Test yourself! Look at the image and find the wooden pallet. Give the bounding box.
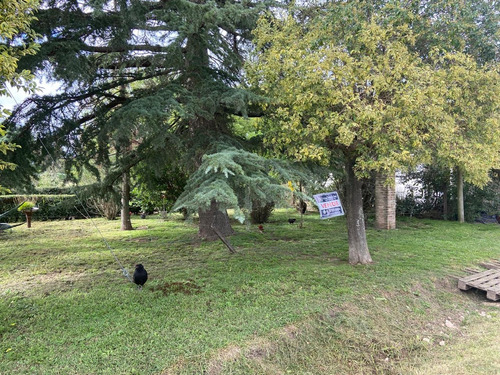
[458,269,500,301]
[479,260,500,270]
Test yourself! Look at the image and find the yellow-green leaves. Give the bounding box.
[0,0,39,192]
[247,4,500,187]
[247,10,432,175]
[429,52,500,187]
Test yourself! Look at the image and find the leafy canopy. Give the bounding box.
[248,1,500,186]
[429,51,500,187]
[247,5,436,176]
[4,0,266,191]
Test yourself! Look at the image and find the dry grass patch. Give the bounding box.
[199,280,495,375]
[403,313,500,375]
[1,270,91,296]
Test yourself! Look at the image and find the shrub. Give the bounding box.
[88,197,120,220]
[0,195,89,221]
[396,168,500,222]
[250,201,275,224]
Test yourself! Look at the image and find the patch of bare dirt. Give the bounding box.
[434,276,461,293]
[152,280,203,296]
[282,324,299,339]
[206,345,241,375]
[159,357,187,375]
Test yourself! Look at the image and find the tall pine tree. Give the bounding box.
[5,0,266,235]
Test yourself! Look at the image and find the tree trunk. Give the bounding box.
[442,169,450,220]
[375,172,396,230]
[121,170,133,231]
[198,200,234,240]
[345,158,373,264]
[443,186,448,220]
[457,167,465,223]
[183,32,235,238]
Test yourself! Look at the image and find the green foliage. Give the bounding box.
[0,126,38,192]
[250,201,275,224]
[16,201,35,212]
[231,116,262,143]
[131,162,188,214]
[0,212,499,373]
[248,0,500,232]
[1,194,87,221]
[129,192,157,215]
[4,0,266,194]
[0,0,39,192]
[0,124,19,193]
[0,0,39,95]
[173,145,312,223]
[397,168,500,221]
[247,3,435,176]
[410,0,500,65]
[427,51,500,187]
[461,179,500,222]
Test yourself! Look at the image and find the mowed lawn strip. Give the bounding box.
[0,210,499,374]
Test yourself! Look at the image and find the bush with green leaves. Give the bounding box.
[396,167,500,221]
[461,175,500,222]
[250,201,275,224]
[131,162,188,215]
[0,195,88,221]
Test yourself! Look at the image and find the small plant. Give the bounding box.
[17,201,36,212]
[88,197,120,220]
[250,201,275,224]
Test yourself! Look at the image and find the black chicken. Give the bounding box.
[288,218,296,224]
[133,264,148,290]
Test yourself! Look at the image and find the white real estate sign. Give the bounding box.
[313,191,345,219]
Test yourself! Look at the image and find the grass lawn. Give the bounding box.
[0,209,499,374]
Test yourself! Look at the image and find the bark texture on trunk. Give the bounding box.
[457,167,465,223]
[183,31,236,238]
[198,200,234,240]
[443,185,449,219]
[375,172,396,230]
[345,158,373,265]
[121,170,133,231]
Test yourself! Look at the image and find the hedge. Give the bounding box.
[0,195,92,222]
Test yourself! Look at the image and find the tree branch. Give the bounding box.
[83,44,168,53]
